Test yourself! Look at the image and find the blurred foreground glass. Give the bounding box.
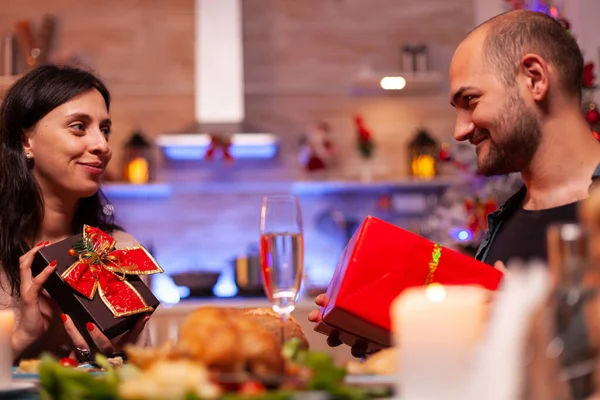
[0,309,14,388]
[525,223,600,399]
[259,195,304,346]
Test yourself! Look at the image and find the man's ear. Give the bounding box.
[519,53,549,102]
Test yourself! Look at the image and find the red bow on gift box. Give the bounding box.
[205,133,233,162]
[61,226,163,318]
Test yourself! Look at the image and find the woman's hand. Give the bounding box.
[61,313,150,358]
[12,241,56,359]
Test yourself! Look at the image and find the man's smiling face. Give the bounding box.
[449,29,541,176]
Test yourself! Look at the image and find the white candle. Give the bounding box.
[0,310,14,388]
[392,284,487,399]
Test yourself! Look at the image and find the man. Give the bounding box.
[452,10,600,266]
[309,9,600,355]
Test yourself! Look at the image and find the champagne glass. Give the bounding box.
[260,194,304,348]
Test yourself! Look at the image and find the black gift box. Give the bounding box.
[32,233,160,347]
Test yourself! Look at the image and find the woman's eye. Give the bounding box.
[101,128,111,137]
[70,123,85,131]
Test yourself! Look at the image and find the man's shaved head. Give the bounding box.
[471,10,583,100]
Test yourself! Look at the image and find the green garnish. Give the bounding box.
[38,354,119,400]
[37,340,389,400]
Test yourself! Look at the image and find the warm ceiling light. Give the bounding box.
[380,76,406,90]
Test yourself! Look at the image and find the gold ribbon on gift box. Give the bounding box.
[425,243,442,285]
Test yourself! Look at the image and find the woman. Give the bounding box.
[0,64,149,363]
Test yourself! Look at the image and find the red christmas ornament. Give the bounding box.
[438,143,452,161]
[558,17,571,30]
[583,63,596,89]
[68,248,76,257]
[593,131,600,141]
[586,107,600,126]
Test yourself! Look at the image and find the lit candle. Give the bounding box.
[392,284,487,399]
[0,310,14,388]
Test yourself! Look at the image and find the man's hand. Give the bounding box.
[494,260,508,275]
[307,293,327,323]
[308,293,369,358]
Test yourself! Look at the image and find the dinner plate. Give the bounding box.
[0,380,36,395]
[344,374,396,387]
[12,365,104,381]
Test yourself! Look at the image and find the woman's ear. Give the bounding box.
[519,53,549,102]
[22,128,34,158]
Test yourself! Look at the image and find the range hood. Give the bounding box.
[156,0,277,160]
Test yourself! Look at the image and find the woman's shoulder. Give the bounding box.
[109,230,140,249]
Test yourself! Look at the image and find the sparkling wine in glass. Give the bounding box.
[260,195,304,347]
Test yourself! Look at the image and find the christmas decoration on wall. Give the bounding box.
[353,115,377,182]
[464,197,498,238]
[354,115,375,159]
[204,133,233,163]
[438,142,471,173]
[298,121,335,172]
[503,0,564,17]
[122,130,155,184]
[407,128,439,180]
[582,62,600,141]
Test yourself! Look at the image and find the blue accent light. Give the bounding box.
[457,230,470,241]
[162,143,278,160]
[213,272,239,298]
[450,228,473,242]
[152,274,181,305]
[102,183,172,199]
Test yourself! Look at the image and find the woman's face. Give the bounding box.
[24,89,112,199]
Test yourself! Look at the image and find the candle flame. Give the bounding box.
[425,282,446,302]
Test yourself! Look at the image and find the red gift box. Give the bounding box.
[32,225,163,347]
[314,216,503,353]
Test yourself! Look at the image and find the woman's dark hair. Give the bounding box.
[0,64,122,296]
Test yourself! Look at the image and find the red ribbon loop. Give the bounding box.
[61,225,163,318]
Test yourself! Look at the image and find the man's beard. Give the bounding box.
[476,92,541,176]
